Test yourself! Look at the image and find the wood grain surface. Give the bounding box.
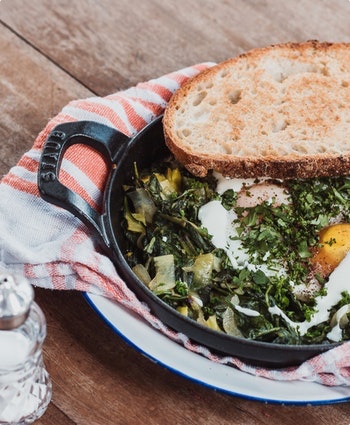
[1,1,350,423]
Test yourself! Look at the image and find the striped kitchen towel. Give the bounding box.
[0,63,350,387]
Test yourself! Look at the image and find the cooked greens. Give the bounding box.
[122,158,350,345]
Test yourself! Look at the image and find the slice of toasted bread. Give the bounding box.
[163,41,350,179]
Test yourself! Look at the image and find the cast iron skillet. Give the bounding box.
[37,116,339,368]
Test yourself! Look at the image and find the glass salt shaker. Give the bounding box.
[0,274,52,424]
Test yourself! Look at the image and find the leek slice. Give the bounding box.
[149,254,176,294]
[183,253,220,289]
[127,188,157,224]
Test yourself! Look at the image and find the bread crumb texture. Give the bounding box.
[164,41,350,178]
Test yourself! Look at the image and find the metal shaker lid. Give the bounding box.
[0,274,34,330]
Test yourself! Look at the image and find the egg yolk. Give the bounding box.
[311,223,350,278]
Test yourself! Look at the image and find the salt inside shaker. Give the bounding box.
[0,274,52,424]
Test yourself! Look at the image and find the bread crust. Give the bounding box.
[164,41,350,178]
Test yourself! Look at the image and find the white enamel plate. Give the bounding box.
[85,293,350,405]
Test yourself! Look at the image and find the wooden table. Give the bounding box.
[1,1,350,423]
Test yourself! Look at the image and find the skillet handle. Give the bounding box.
[38,121,130,246]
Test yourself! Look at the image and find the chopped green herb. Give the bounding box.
[122,158,350,345]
